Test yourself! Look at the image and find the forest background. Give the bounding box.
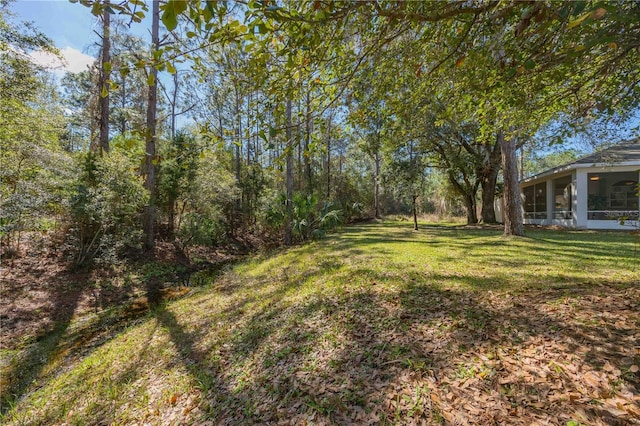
[2,0,639,263]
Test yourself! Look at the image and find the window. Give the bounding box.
[588,172,639,220]
[522,183,547,219]
[553,176,572,219]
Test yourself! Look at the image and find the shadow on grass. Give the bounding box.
[140,259,638,424]
[1,261,211,415]
[0,274,85,415]
[3,223,638,423]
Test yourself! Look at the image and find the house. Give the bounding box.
[519,139,640,230]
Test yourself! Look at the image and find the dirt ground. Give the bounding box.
[0,236,237,352]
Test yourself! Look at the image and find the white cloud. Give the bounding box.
[29,46,95,74]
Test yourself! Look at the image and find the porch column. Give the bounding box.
[575,169,588,228]
[546,179,553,224]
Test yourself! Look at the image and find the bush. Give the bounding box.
[68,150,148,266]
[174,149,239,248]
[264,192,343,242]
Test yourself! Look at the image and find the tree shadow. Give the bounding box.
[0,272,85,414]
[1,263,201,415]
[3,223,638,423]
[168,259,639,424]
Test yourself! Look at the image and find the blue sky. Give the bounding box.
[9,0,151,74]
[11,1,97,50]
[8,0,197,128]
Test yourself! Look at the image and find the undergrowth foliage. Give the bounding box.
[173,149,239,247]
[265,192,343,242]
[68,150,148,266]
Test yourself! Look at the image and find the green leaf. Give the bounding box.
[269,126,277,137]
[172,0,188,15]
[567,12,590,29]
[103,61,112,74]
[101,85,108,98]
[524,59,535,70]
[91,1,102,16]
[147,73,155,87]
[204,1,215,22]
[162,1,178,31]
[166,62,176,74]
[186,31,197,38]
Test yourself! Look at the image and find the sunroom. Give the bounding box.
[519,140,640,230]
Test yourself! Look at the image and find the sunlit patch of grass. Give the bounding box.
[2,221,638,424]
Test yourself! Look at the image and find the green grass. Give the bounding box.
[2,221,639,425]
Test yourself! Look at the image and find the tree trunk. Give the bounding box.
[305,87,312,193]
[120,73,126,135]
[233,85,242,233]
[284,98,293,246]
[326,133,331,199]
[143,0,159,251]
[412,195,418,230]
[168,202,175,238]
[170,71,178,139]
[464,193,478,224]
[235,85,241,183]
[519,146,525,181]
[98,0,110,153]
[374,150,381,219]
[499,130,525,236]
[448,172,478,225]
[479,139,502,223]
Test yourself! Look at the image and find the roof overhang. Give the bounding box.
[520,161,640,185]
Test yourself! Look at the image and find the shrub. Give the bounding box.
[174,149,239,248]
[264,192,343,242]
[68,149,148,266]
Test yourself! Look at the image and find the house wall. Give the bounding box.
[576,169,588,228]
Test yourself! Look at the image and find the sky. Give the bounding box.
[9,0,150,75]
[8,0,196,128]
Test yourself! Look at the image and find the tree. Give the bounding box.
[61,70,99,151]
[70,0,640,243]
[97,0,111,153]
[0,4,69,254]
[384,140,427,230]
[143,0,159,251]
[110,24,148,136]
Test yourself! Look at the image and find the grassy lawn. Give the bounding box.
[2,221,639,425]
